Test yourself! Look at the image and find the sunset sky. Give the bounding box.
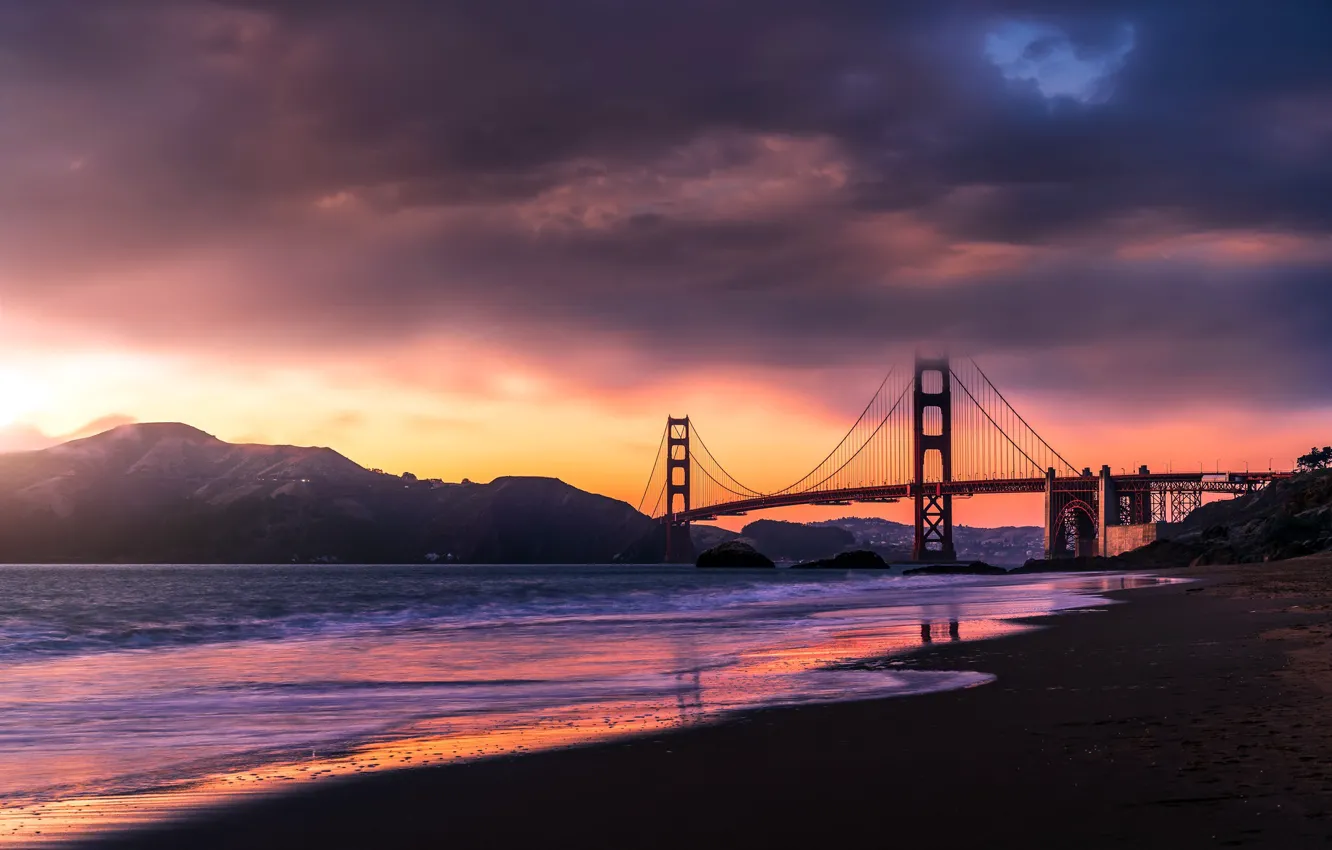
[2,1,1329,528]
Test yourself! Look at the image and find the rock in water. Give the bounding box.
[1008,556,1124,574]
[738,519,855,561]
[696,541,775,569]
[904,561,1007,576]
[790,550,888,569]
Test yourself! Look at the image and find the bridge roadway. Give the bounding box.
[670,471,1291,524]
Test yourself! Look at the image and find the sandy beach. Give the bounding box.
[77,556,1332,849]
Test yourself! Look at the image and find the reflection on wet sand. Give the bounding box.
[0,621,1003,845]
[0,572,1180,846]
[918,619,963,643]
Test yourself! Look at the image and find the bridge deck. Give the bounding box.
[670,472,1291,523]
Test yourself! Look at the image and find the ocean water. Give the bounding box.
[0,564,1169,844]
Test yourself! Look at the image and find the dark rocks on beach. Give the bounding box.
[1159,469,1332,566]
[695,541,775,569]
[1009,556,1125,574]
[1188,546,1243,568]
[790,550,889,570]
[903,561,1007,576]
[1117,539,1205,569]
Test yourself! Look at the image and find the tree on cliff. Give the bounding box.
[1297,446,1332,472]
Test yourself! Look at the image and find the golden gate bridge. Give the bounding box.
[638,353,1290,562]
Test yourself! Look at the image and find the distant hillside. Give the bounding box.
[810,517,1044,565]
[0,422,1066,565]
[690,524,740,552]
[739,519,855,562]
[0,423,658,564]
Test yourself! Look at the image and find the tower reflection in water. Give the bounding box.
[670,635,705,722]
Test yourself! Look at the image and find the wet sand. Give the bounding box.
[89,558,1332,849]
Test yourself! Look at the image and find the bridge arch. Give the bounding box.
[1054,499,1097,558]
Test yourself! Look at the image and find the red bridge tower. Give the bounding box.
[912,353,956,561]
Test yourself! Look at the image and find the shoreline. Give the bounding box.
[83,557,1332,848]
[0,569,1136,845]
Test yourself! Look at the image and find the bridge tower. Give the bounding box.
[912,353,956,561]
[664,417,693,562]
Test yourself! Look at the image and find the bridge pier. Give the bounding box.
[664,520,695,564]
[1043,468,1058,558]
[1044,467,1098,559]
[1097,465,1116,558]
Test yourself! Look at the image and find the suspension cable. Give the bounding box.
[967,357,1079,475]
[692,455,762,500]
[796,382,913,493]
[688,422,765,497]
[772,366,897,495]
[950,368,1046,476]
[636,424,669,513]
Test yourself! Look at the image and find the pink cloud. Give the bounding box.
[1116,230,1330,264]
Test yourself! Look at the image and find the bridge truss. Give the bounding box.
[638,354,1289,562]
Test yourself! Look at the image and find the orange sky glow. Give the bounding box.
[0,323,1321,529]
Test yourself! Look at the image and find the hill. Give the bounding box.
[1136,470,1332,566]
[0,423,658,564]
[809,517,1044,565]
[739,519,855,562]
[0,422,1065,566]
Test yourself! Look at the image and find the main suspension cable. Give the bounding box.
[636,424,669,513]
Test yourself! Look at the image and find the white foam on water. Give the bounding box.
[0,565,1174,845]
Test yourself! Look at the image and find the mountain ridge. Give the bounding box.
[0,422,658,564]
[0,422,375,518]
[0,422,1054,565]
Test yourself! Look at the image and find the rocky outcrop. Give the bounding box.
[904,561,1007,576]
[696,541,776,569]
[811,517,1044,566]
[790,550,889,569]
[1119,470,1332,567]
[691,524,740,552]
[738,519,855,561]
[1009,556,1126,574]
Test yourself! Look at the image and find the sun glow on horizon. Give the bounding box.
[0,370,49,429]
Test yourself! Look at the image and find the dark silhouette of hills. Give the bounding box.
[0,423,658,564]
[808,517,1044,565]
[0,422,1069,566]
[1126,469,1332,567]
[690,524,740,552]
[738,519,855,562]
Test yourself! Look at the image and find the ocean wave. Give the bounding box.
[0,566,1164,817]
[0,566,981,661]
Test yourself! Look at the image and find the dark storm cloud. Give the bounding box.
[2,0,1331,408]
